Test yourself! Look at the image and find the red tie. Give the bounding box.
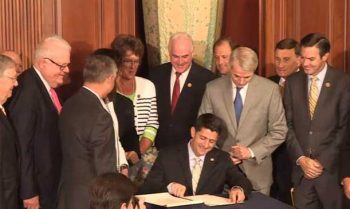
[171,72,181,114]
[50,88,62,113]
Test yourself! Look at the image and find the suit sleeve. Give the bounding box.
[319,82,350,169]
[198,84,214,116]
[7,87,39,199]
[138,150,168,194]
[225,154,253,197]
[283,80,305,163]
[90,112,116,175]
[249,85,287,164]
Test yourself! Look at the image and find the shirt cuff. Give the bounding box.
[248,148,255,158]
[142,127,157,142]
[167,183,173,193]
[296,156,305,165]
[231,186,244,193]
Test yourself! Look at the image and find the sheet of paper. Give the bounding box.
[186,194,240,206]
[137,192,203,207]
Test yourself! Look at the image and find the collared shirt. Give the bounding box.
[167,142,206,193]
[0,105,6,115]
[307,64,327,95]
[34,66,51,95]
[188,141,205,172]
[83,86,128,170]
[231,81,255,158]
[231,81,249,105]
[170,65,191,102]
[83,86,108,111]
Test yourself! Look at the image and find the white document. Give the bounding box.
[137,192,203,207]
[186,194,238,206]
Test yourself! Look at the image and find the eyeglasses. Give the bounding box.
[122,59,140,66]
[44,58,70,71]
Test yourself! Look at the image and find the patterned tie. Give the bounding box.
[308,76,318,120]
[171,72,181,114]
[279,80,285,97]
[192,158,202,195]
[50,88,62,113]
[234,87,243,124]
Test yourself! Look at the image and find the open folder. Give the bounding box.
[137,192,240,208]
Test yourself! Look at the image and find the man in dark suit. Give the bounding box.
[269,38,300,204]
[341,135,350,208]
[57,55,117,209]
[140,113,252,203]
[149,32,216,150]
[284,33,350,209]
[0,55,19,209]
[7,35,71,209]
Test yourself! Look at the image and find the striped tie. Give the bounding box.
[308,76,318,120]
[192,158,202,195]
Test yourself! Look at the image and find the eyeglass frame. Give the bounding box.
[122,58,140,66]
[44,57,70,71]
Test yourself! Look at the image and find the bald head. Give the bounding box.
[1,50,23,75]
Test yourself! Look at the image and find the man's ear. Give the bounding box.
[321,52,330,62]
[190,127,196,138]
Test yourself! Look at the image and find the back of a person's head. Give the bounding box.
[90,173,137,209]
[83,54,117,84]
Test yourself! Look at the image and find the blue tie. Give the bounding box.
[234,87,243,123]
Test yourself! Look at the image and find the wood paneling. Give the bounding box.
[263,0,349,76]
[0,0,57,69]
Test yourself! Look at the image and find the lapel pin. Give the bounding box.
[325,82,331,88]
[210,158,214,162]
[187,83,192,88]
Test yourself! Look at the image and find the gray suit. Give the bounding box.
[199,75,287,192]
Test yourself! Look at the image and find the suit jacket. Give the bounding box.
[0,111,19,209]
[139,143,252,196]
[7,68,61,209]
[199,75,287,190]
[149,62,216,149]
[284,66,350,185]
[57,87,116,209]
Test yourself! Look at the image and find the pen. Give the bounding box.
[170,193,193,201]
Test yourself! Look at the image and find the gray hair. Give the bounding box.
[83,55,117,83]
[0,55,16,76]
[230,47,258,72]
[168,32,194,52]
[34,35,71,63]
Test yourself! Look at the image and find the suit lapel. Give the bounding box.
[238,75,257,126]
[178,145,193,191]
[30,69,59,114]
[196,150,218,193]
[222,77,238,130]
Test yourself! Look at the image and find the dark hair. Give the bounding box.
[300,33,330,57]
[194,113,227,137]
[92,48,118,64]
[83,55,117,83]
[213,36,239,52]
[275,38,300,56]
[110,34,144,67]
[90,173,137,209]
